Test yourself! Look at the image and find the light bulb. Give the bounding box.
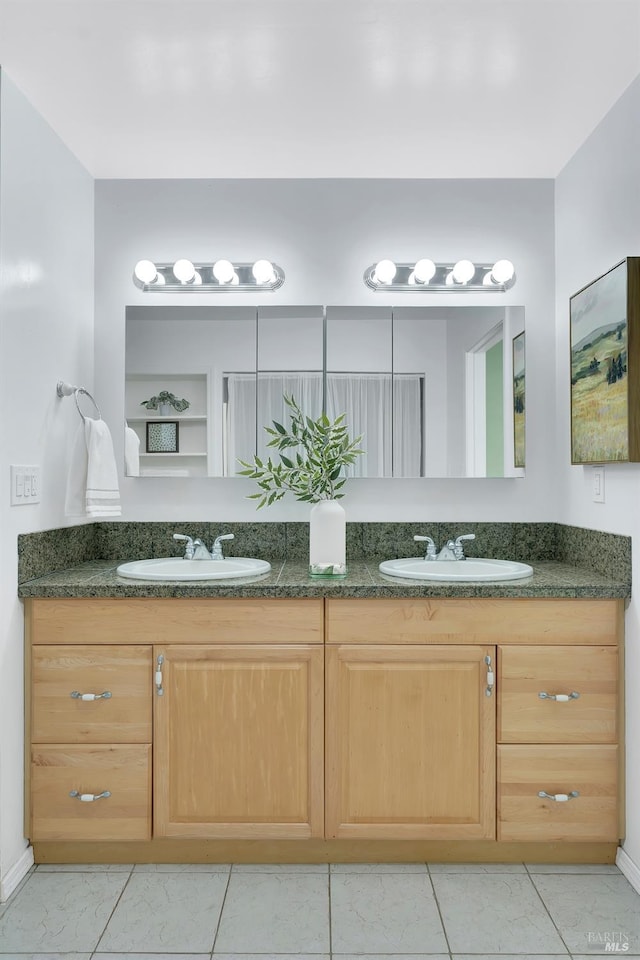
[373,259,397,284]
[491,259,515,284]
[483,270,496,286]
[252,259,275,284]
[445,271,455,286]
[413,258,436,284]
[192,272,202,285]
[213,259,235,283]
[134,259,159,284]
[452,259,476,284]
[407,271,417,284]
[173,259,196,283]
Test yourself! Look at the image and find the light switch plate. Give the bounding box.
[10,465,41,505]
[592,465,605,503]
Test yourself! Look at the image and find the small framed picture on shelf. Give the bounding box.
[146,420,179,454]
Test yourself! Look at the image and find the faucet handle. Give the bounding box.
[453,533,475,559]
[414,535,437,561]
[173,533,194,559]
[211,533,234,559]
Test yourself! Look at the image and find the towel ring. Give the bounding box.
[56,381,102,421]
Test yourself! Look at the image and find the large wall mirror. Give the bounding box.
[125,304,524,479]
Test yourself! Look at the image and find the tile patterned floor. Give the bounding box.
[0,862,638,958]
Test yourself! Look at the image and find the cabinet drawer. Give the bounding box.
[30,744,151,841]
[326,598,622,645]
[29,598,324,645]
[498,744,618,842]
[498,646,617,743]
[32,646,152,743]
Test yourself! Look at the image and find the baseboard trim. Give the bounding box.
[616,847,640,894]
[32,838,618,865]
[0,845,34,903]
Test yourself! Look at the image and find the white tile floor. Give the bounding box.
[0,862,638,958]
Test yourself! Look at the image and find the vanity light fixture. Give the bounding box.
[364,259,516,292]
[132,259,285,292]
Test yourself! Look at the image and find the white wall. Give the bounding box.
[95,177,556,521]
[555,73,640,868]
[0,70,94,895]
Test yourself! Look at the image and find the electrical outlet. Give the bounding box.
[592,466,605,503]
[10,465,41,505]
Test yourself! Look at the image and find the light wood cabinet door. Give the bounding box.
[326,645,496,839]
[498,744,618,841]
[154,645,324,839]
[32,646,152,743]
[498,646,617,743]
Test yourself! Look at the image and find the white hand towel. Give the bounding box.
[124,424,140,476]
[65,417,121,518]
[85,418,121,517]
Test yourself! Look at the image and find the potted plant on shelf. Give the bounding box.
[238,394,363,578]
[140,390,190,416]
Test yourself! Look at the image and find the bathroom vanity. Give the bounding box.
[22,566,625,864]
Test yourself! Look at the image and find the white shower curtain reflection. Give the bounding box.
[326,373,392,478]
[226,371,424,478]
[225,373,257,475]
[256,373,324,462]
[392,374,424,477]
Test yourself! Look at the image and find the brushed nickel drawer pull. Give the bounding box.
[538,790,579,802]
[69,790,111,802]
[70,691,112,701]
[538,691,580,702]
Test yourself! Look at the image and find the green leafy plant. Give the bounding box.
[140,390,190,413]
[238,394,364,508]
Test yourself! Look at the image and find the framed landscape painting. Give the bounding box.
[512,332,525,468]
[570,256,640,464]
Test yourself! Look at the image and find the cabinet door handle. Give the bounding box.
[69,790,111,802]
[538,691,580,702]
[538,790,579,802]
[70,691,112,701]
[484,654,494,697]
[155,654,164,696]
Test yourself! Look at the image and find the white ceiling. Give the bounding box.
[0,0,638,179]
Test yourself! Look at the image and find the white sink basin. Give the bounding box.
[116,557,272,581]
[378,557,533,582]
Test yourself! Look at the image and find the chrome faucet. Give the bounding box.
[438,533,476,561]
[413,532,476,561]
[192,538,214,560]
[414,535,437,561]
[172,533,214,560]
[173,532,235,560]
[211,533,234,560]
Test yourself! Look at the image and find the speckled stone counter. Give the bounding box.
[17,557,630,599]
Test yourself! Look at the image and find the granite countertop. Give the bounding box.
[17,558,631,599]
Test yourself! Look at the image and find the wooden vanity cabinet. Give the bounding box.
[326,597,623,846]
[25,595,623,857]
[27,598,324,844]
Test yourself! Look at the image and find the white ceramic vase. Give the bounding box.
[309,499,347,578]
[158,402,172,417]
